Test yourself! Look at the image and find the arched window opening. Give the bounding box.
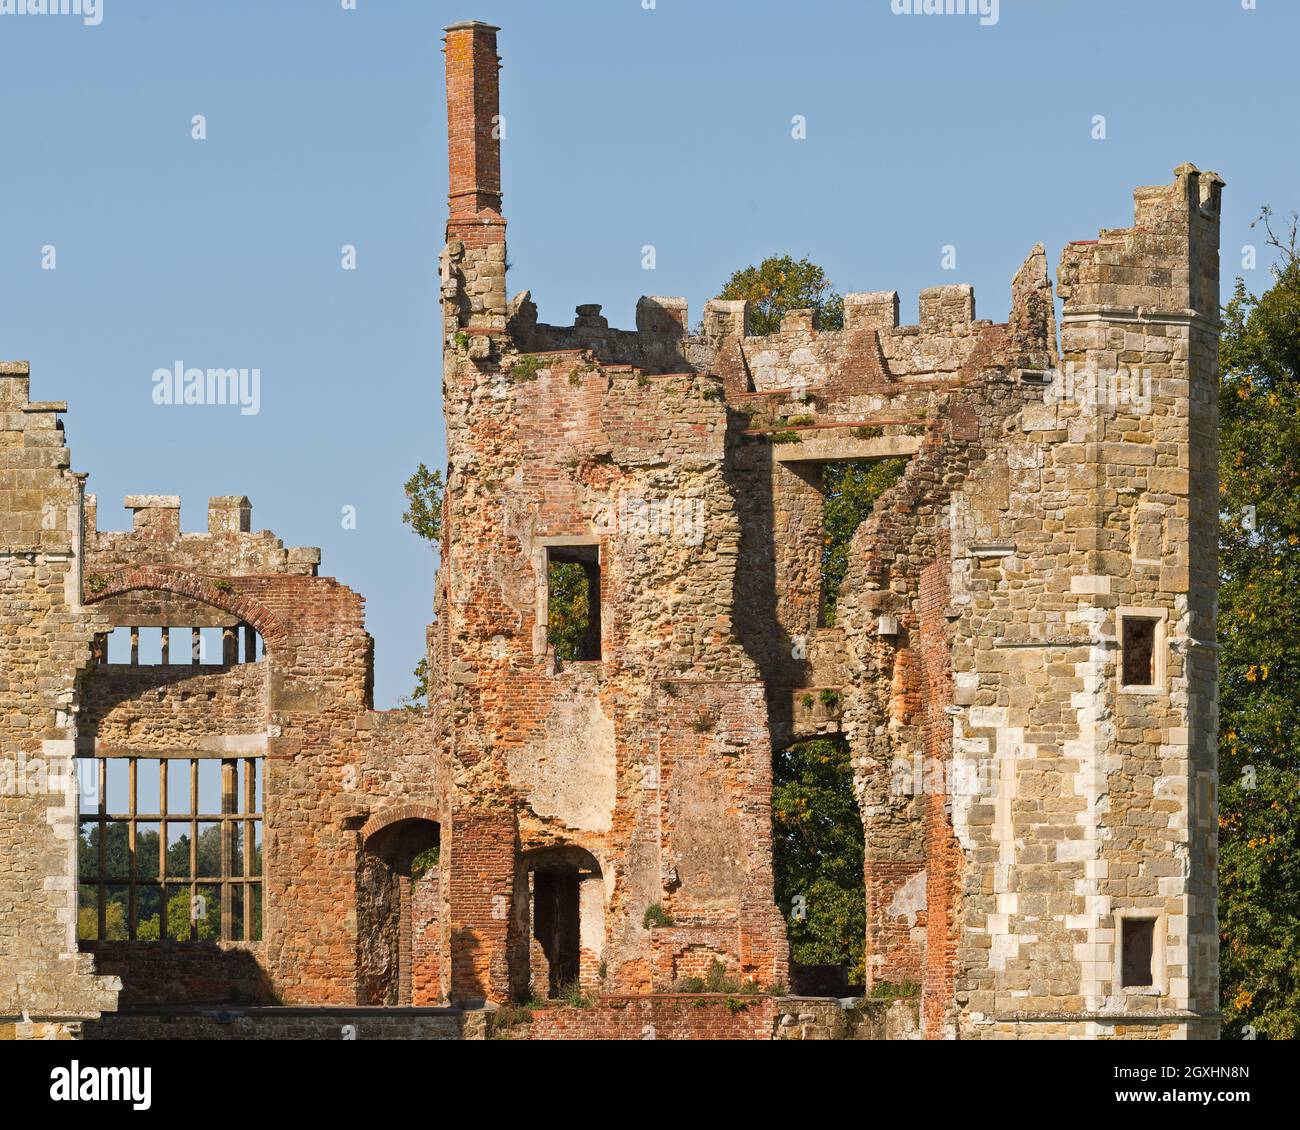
[357,819,442,1006]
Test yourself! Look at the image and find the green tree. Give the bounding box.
[78,900,127,942]
[137,889,221,942]
[718,255,844,336]
[1218,207,1300,1039]
[547,561,590,661]
[402,463,445,543]
[821,458,909,626]
[772,737,865,982]
[400,463,445,706]
[400,657,430,713]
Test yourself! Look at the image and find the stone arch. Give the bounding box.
[83,565,289,653]
[357,814,443,1006]
[360,804,444,844]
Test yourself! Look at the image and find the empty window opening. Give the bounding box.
[1120,917,1156,988]
[77,754,263,943]
[819,458,908,627]
[358,819,442,1006]
[772,735,867,994]
[1121,616,1158,686]
[547,545,601,661]
[94,624,263,667]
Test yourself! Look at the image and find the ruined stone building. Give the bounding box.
[0,20,1221,1040]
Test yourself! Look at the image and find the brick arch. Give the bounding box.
[361,804,443,844]
[83,565,289,651]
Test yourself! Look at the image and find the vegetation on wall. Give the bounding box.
[400,464,445,707]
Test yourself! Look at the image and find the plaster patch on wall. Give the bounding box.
[509,695,616,832]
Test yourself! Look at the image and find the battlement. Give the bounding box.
[85,493,321,577]
[504,292,698,372]
[1058,163,1224,321]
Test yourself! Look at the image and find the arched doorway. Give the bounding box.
[515,846,604,1001]
[357,817,442,1006]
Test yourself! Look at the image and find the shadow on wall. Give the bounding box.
[83,941,275,1006]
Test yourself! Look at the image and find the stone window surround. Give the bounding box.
[1116,606,1168,696]
[1112,908,1167,997]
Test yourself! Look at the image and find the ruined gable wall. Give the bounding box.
[434,21,787,1003]
[437,333,787,996]
[79,553,446,1007]
[827,246,1060,1033]
[0,364,119,1035]
[716,294,1000,753]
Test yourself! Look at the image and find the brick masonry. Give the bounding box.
[0,20,1221,1042]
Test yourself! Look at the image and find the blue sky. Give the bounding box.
[1,0,1294,706]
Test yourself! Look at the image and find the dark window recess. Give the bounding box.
[533,870,581,997]
[547,546,601,661]
[1121,617,1158,686]
[1121,918,1156,987]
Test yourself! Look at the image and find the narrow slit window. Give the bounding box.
[1121,616,1158,686]
[546,546,601,662]
[1120,917,1156,988]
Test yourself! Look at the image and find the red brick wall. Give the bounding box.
[448,806,516,1005]
[412,871,442,1005]
[918,554,959,1036]
[443,21,504,248]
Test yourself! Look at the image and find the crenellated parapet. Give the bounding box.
[85,494,320,578]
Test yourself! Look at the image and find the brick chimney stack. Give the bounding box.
[443,20,505,246]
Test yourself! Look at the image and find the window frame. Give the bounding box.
[1113,909,1167,996]
[1116,606,1168,695]
[77,751,264,943]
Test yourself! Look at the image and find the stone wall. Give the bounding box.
[0,363,120,1031]
[495,995,779,1041]
[0,17,1221,1043]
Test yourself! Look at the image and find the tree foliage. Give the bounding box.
[821,458,909,626]
[402,463,444,544]
[718,254,844,336]
[76,822,247,941]
[547,561,590,661]
[1218,209,1300,1039]
[401,463,445,705]
[772,737,865,982]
